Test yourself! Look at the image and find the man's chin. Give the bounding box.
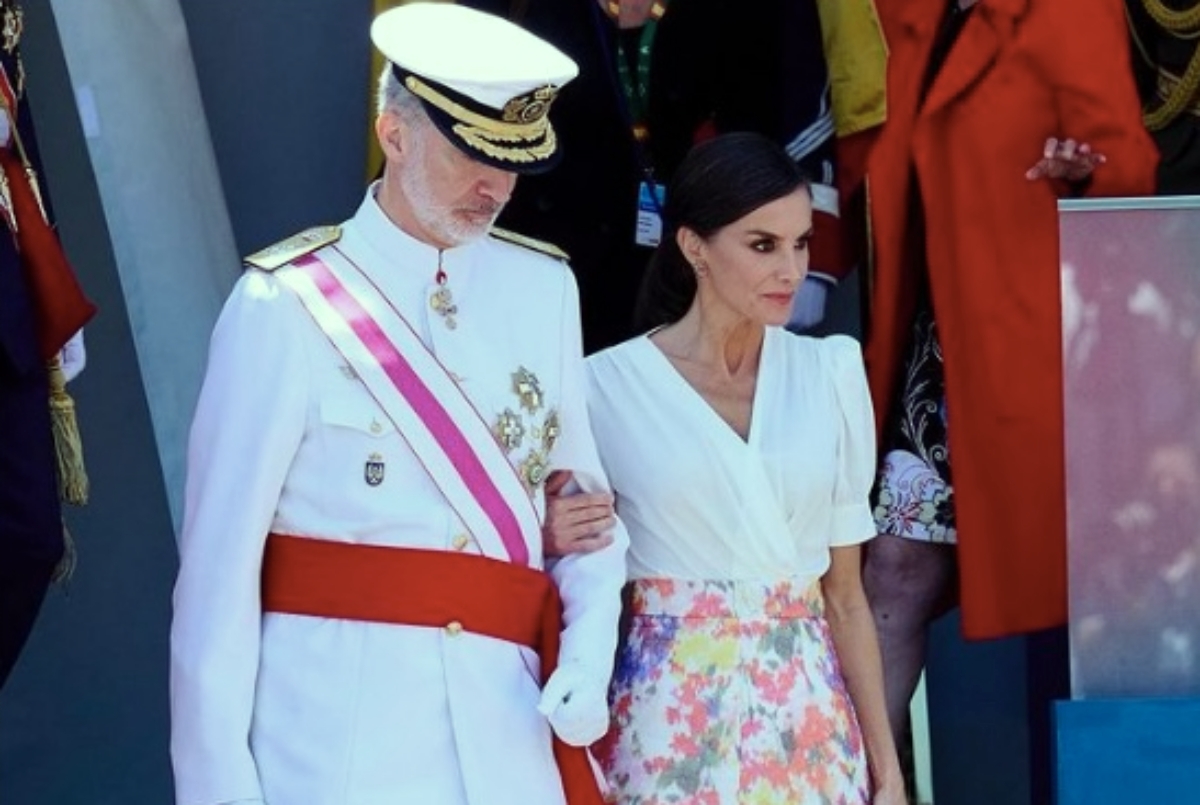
[449,215,499,244]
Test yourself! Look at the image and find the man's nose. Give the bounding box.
[477,166,517,204]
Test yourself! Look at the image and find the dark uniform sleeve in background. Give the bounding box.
[1125,0,1200,195]
[0,0,67,691]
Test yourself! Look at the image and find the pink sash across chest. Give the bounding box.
[279,249,537,566]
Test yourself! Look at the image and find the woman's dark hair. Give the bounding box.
[634,132,809,331]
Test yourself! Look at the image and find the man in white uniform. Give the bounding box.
[169,5,627,805]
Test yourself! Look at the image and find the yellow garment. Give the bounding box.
[366,0,454,179]
[815,0,888,137]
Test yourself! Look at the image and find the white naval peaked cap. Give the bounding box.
[371,2,579,174]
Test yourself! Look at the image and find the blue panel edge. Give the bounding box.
[1054,698,1200,805]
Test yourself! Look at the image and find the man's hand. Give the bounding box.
[1025,137,1106,184]
[542,470,615,558]
[537,661,610,746]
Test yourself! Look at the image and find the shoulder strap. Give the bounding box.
[245,225,341,271]
[489,226,569,261]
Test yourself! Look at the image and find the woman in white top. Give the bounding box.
[581,133,904,803]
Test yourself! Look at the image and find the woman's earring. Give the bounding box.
[693,261,708,278]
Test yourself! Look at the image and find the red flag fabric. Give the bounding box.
[0,146,96,360]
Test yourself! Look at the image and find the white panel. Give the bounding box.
[50,0,241,531]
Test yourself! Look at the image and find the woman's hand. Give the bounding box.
[1025,137,1106,183]
[542,469,616,558]
[872,778,909,805]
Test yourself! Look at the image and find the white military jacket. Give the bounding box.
[170,189,628,805]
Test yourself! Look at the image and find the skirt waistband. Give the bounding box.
[627,578,824,620]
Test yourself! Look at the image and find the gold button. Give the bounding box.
[451,534,470,551]
[445,620,463,636]
[369,420,383,435]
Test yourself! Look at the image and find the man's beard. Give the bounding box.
[400,133,502,246]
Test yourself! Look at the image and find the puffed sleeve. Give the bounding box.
[170,269,310,805]
[1043,0,1157,198]
[825,334,878,547]
[546,267,630,677]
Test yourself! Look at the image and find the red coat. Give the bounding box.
[866,0,1158,639]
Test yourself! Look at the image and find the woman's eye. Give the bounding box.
[795,237,811,252]
[752,239,775,253]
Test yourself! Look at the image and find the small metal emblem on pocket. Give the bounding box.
[364,453,386,487]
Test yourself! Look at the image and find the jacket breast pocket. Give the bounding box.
[320,396,395,437]
[319,396,397,488]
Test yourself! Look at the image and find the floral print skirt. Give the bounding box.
[596,578,870,804]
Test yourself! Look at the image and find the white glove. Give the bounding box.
[537,662,610,747]
[60,329,87,383]
[787,275,832,332]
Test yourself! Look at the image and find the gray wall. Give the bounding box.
[181,0,373,256]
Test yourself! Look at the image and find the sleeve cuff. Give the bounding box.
[830,502,877,547]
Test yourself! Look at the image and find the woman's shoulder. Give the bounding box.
[586,333,654,375]
[774,329,864,370]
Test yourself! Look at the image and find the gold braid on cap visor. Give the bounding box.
[405,76,559,164]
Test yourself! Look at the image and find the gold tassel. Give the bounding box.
[52,521,77,585]
[47,356,88,505]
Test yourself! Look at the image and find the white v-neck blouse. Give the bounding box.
[586,329,876,583]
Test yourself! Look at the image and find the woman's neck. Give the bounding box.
[658,301,764,381]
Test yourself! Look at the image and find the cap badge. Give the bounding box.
[502,85,558,126]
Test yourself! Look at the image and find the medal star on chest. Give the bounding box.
[490,366,560,492]
[512,366,544,414]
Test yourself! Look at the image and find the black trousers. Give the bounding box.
[1154,116,1200,195]
[0,351,63,689]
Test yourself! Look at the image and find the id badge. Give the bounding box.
[635,181,667,248]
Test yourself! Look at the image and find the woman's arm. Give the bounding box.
[823,543,908,804]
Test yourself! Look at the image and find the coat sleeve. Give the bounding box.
[546,267,629,678]
[170,270,310,805]
[1044,0,1158,198]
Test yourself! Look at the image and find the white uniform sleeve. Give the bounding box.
[547,269,629,678]
[826,335,879,547]
[170,270,309,805]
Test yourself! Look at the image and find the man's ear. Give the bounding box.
[375,110,406,163]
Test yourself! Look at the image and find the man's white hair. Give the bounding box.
[376,63,428,125]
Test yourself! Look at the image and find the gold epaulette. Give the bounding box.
[244,225,342,271]
[489,227,569,261]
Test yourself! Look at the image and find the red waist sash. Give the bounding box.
[261,533,605,805]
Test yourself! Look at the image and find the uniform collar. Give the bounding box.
[345,184,481,285]
[352,184,461,262]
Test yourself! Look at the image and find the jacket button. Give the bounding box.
[452,534,470,551]
[445,620,463,636]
